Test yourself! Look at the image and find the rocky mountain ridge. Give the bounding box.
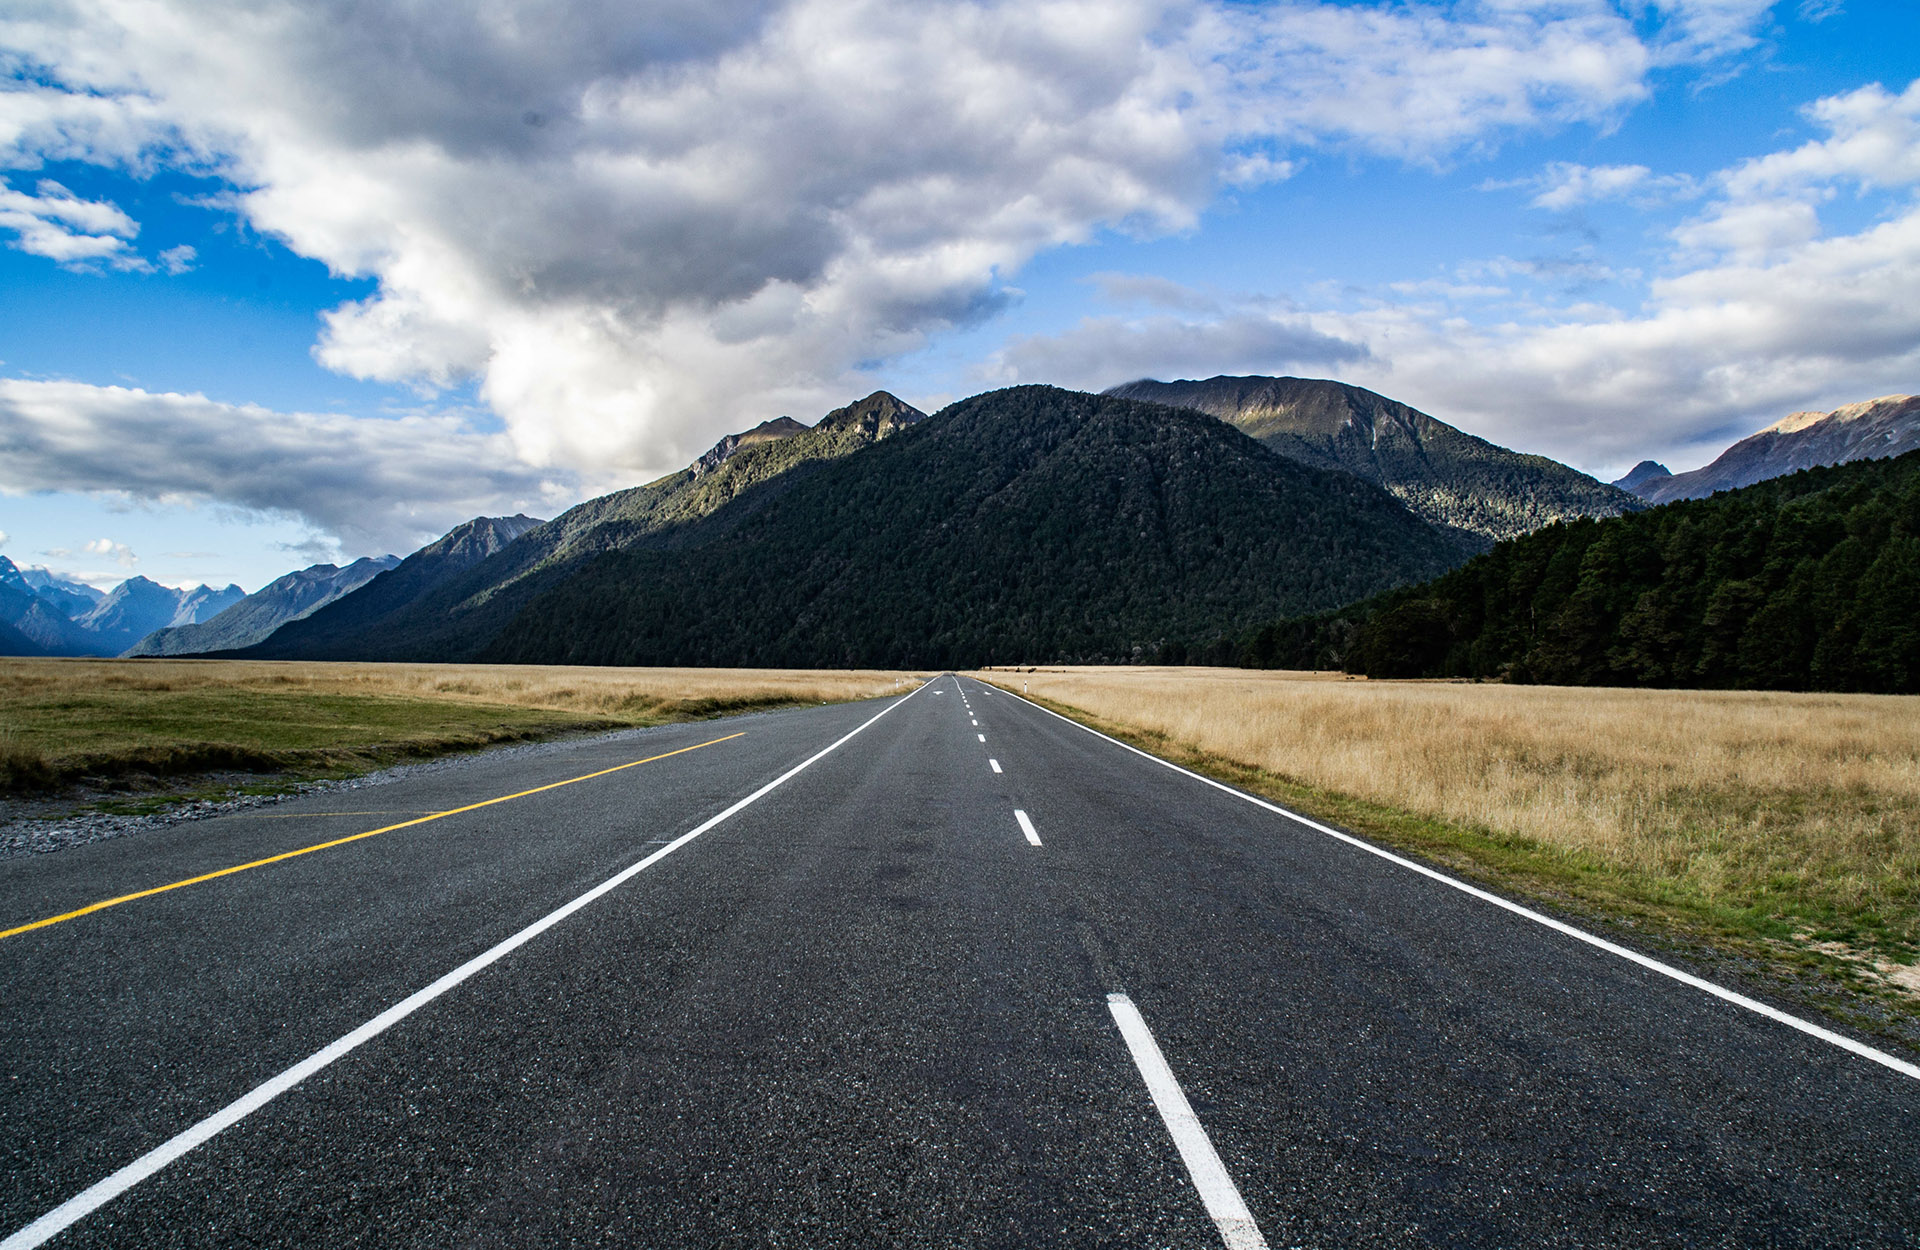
[0,559,242,656]
[1626,394,1920,505]
[231,392,928,662]
[432,386,1477,667]
[230,516,543,661]
[130,555,402,656]
[1104,374,1640,544]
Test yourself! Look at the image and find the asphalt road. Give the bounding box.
[1,675,1915,1248]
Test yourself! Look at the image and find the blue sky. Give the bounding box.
[2,0,1917,592]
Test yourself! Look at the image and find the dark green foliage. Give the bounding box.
[1105,375,1642,543]
[478,387,1473,668]
[1240,450,1920,692]
[241,393,924,663]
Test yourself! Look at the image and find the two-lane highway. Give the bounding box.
[1,676,1915,1247]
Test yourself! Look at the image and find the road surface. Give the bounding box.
[1,675,1915,1247]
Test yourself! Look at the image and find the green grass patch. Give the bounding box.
[1,687,630,794]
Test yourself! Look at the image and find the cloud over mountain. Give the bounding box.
[0,0,1776,486]
[992,71,1920,475]
[0,380,571,554]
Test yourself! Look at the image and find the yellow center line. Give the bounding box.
[0,731,746,943]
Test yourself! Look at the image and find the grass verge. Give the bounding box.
[983,679,1920,1058]
[1,659,924,813]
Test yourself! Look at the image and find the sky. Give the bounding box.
[1,0,1917,592]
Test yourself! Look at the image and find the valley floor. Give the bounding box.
[0,659,925,816]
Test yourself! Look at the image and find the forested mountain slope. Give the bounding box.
[478,386,1475,668]
[1106,375,1638,544]
[233,515,542,660]
[1242,450,1920,692]
[238,392,925,662]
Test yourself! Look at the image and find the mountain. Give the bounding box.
[1103,375,1640,545]
[1628,394,1920,505]
[244,392,928,662]
[232,515,543,660]
[475,386,1476,668]
[16,565,102,617]
[1611,460,1671,492]
[128,555,400,656]
[70,576,243,654]
[693,415,809,476]
[1242,450,1920,693]
[0,560,240,656]
[0,562,88,656]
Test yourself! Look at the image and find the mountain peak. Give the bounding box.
[1105,374,1637,544]
[1612,460,1671,491]
[1635,394,1920,504]
[1763,394,1915,436]
[693,416,810,477]
[813,390,925,434]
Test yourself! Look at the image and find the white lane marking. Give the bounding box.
[1015,809,1042,846]
[0,685,932,1250]
[971,719,978,726]
[1107,993,1269,1250]
[989,759,1003,774]
[1004,689,1920,1084]
[977,733,986,743]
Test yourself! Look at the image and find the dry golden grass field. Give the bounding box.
[974,666,1920,1028]
[0,658,924,793]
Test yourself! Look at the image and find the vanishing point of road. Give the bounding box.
[1,676,1915,1247]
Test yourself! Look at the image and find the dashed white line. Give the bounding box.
[989,759,1003,774]
[1107,993,1270,1250]
[0,683,934,1250]
[1004,687,1920,1084]
[977,734,986,743]
[1015,809,1042,846]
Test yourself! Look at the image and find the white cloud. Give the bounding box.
[82,537,135,567]
[994,72,1920,476]
[0,529,9,546]
[1724,79,1920,196]
[1509,160,1700,210]
[0,176,144,267]
[156,242,194,273]
[0,380,576,554]
[0,0,1776,483]
[1332,196,1920,471]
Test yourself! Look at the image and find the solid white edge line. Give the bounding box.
[1014,809,1042,846]
[1,682,933,1250]
[1107,993,1270,1250]
[1000,685,1920,1084]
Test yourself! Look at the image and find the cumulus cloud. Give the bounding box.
[1505,160,1699,209]
[0,0,1776,484]
[156,242,194,273]
[0,176,144,267]
[996,73,1920,476]
[1724,79,1920,195]
[0,380,576,554]
[82,537,136,567]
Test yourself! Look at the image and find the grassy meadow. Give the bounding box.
[974,666,1920,1034]
[0,659,924,795]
